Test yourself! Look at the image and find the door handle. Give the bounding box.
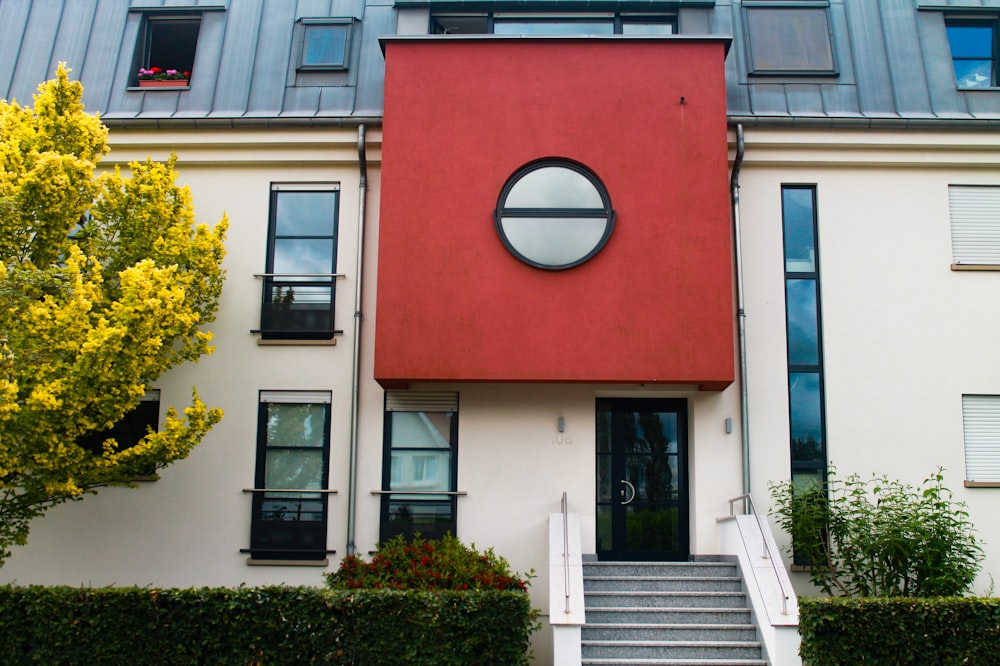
[620,479,636,505]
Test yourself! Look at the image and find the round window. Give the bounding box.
[494,160,616,270]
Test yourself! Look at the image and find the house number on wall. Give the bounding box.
[552,433,573,446]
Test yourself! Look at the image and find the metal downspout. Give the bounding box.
[730,124,750,495]
[346,124,368,556]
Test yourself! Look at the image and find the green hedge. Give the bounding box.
[0,585,536,665]
[799,596,1000,665]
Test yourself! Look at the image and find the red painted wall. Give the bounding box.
[375,37,734,389]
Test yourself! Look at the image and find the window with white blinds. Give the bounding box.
[949,186,1000,265]
[962,395,1000,483]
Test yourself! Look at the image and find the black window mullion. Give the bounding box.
[261,189,339,339]
[782,185,827,491]
[381,407,458,542]
[251,399,331,560]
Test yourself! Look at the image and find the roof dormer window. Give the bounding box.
[743,2,837,76]
[134,14,201,86]
[298,19,354,70]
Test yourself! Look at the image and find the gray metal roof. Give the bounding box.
[2,0,1000,126]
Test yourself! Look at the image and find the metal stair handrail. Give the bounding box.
[560,491,570,614]
[728,493,791,615]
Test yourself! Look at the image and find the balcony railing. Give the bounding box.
[243,487,338,559]
[253,273,345,340]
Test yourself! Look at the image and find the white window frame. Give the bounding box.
[962,395,1000,486]
[949,185,1000,267]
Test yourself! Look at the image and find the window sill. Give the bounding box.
[257,337,338,346]
[951,263,1000,271]
[246,557,330,567]
[297,65,349,72]
[965,481,1000,488]
[128,84,191,91]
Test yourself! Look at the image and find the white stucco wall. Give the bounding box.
[736,127,1000,595]
[2,125,998,666]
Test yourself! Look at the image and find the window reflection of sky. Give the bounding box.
[494,20,614,36]
[954,60,992,87]
[786,279,819,365]
[303,25,348,67]
[782,188,815,272]
[789,372,822,444]
[275,192,337,236]
[501,217,607,266]
[947,25,995,87]
[505,167,604,208]
[273,238,334,275]
[947,25,992,58]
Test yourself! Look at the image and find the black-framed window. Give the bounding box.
[79,390,160,477]
[743,3,837,76]
[946,19,997,88]
[250,391,332,561]
[133,14,201,84]
[494,159,615,270]
[432,13,676,35]
[259,186,340,340]
[782,186,827,493]
[380,392,459,543]
[297,19,354,70]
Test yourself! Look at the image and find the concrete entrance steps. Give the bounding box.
[582,561,768,666]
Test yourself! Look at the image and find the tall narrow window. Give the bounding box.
[259,186,340,340]
[380,392,459,542]
[946,20,997,89]
[782,186,827,492]
[249,391,332,561]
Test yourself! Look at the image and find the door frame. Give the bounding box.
[596,397,689,561]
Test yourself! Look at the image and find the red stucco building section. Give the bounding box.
[375,37,734,389]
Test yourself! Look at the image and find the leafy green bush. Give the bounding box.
[327,588,537,665]
[324,533,533,592]
[799,596,1000,665]
[770,468,983,596]
[0,585,337,665]
[0,584,539,665]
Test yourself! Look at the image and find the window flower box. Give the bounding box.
[137,67,191,88]
[139,79,189,88]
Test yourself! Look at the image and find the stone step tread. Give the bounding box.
[585,575,742,581]
[585,623,758,630]
[586,591,746,597]
[580,657,767,666]
[583,560,735,565]
[590,607,751,612]
[583,640,762,647]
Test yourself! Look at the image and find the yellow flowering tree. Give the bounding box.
[0,65,227,565]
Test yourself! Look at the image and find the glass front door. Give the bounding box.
[596,398,688,561]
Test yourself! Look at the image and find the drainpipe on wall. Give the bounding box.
[730,123,751,496]
[346,124,368,556]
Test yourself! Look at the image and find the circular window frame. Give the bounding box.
[494,159,616,270]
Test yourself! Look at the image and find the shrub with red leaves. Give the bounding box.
[324,534,533,592]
